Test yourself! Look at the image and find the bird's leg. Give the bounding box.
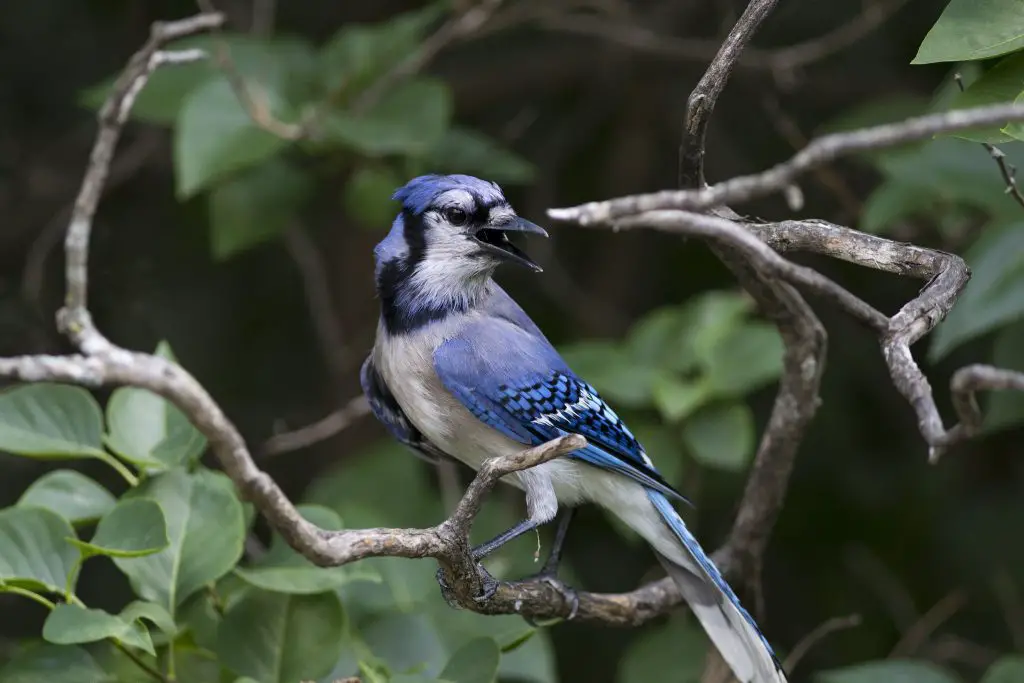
[522,509,579,622]
[471,518,542,561]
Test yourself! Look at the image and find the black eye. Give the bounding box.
[443,207,469,226]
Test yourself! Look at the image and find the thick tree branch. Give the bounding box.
[553,103,1024,225]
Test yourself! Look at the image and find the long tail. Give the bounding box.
[647,491,787,683]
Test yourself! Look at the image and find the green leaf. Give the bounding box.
[652,376,710,422]
[944,52,1024,142]
[321,78,452,156]
[914,0,1024,64]
[105,341,207,468]
[174,78,292,198]
[816,659,962,683]
[79,59,214,125]
[119,600,177,638]
[983,321,1024,431]
[703,322,784,397]
[17,470,116,524]
[319,5,444,96]
[69,498,168,559]
[626,306,699,373]
[0,384,105,459]
[208,157,312,260]
[682,403,755,472]
[930,222,1024,359]
[981,656,1024,683]
[345,165,403,228]
[0,507,79,593]
[439,637,501,683]
[215,588,345,683]
[617,616,707,683]
[363,611,448,676]
[1002,89,1024,142]
[113,469,245,611]
[0,643,110,683]
[424,127,536,184]
[42,604,154,655]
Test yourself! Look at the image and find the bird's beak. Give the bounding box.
[472,216,548,272]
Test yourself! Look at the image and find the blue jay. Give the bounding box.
[361,174,787,683]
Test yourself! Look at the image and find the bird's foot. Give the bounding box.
[436,562,501,608]
[523,572,579,625]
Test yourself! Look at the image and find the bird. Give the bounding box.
[361,173,787,683]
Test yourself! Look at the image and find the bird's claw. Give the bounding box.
[523,574,579,625]
[435,563,502,607]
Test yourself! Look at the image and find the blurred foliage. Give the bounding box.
[2,0,1024,682]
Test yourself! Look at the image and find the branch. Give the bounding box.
[679,0,779,187]
[263,395,370,457]
[552,102,1024,225]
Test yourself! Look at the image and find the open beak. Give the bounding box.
[472,216,548,272]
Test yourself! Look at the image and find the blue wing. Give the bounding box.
[361,355,447,464]
[434,318,686,503]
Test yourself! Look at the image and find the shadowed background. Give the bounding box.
[2,1,1023,682]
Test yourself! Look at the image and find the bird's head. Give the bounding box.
[372,175,548,329]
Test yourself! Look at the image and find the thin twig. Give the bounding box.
[783,613,862,672]
[351,0,505,115]
[194,0,303,140]
[263,395,371,457]
[890,591,967,658]
[953,73,1024,211]
[542,0,909,79]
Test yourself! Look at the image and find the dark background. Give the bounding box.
[2,1,1022,681]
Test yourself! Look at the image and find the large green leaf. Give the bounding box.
[362,611,448,676]
[215,588,345,683]
[69,498,168,559]
[17,470,116,525]
[344,165,403,228]
[682,402,755,472]
[425,128,536,184]
[702,322,784,397]
[914,0,1024,64]
[617,616,707,683]
[0,507,79,594]
[0,643,109,683]
[113,469,245,611]
[816,660,962,683]
[318,5,444,96]
[208,157,312,260]
[42,604,154,655]
[625,306,699,373]
[236,505,379,594]
[982,656,1024,683]
[439,637,501,683]
[0,384,105,459]
[321,78,452,156]
[174,78,292,198]
[105,342,206,469]
[930,222,1024,359]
